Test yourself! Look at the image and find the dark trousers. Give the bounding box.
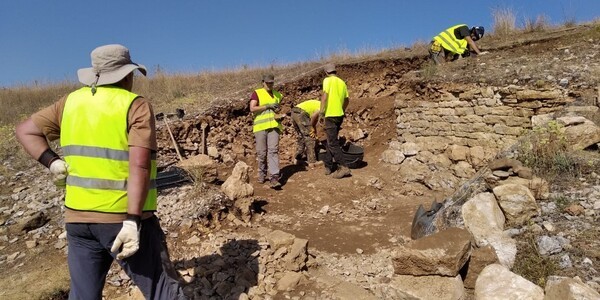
[324,116,346,170]
[66,216,186,300]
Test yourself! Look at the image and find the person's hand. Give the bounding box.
[49,159,69,188]
[110,220,140,260]
[274,113,286,121]
[265,103,280,111]
[309,128,317,139]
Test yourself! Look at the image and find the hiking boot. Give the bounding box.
[270,177,281,189]
[257,175,266,184]
[331,166,351,179]
[308,161,323,169]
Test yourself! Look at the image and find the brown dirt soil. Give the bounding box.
[0,247,70,299]
[249,93,436,254]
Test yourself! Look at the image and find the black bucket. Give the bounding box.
[317,142,365,169]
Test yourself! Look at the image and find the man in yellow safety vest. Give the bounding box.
[429,24,488,64]
[320,63,351,179]
[291,99,321,164]
[15,44,186,299]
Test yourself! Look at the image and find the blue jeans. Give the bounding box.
[66,216,186,300]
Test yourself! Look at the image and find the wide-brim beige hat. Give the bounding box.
[77,44,147,86]
[324,63,336,73]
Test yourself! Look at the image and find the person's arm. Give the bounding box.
[320,92,327,117]
[111,98,155,260]
[16,99,63,162]
[17,99,69,186]
[465,36,482,55]
[249,99,263,113]
[249,91,278,113]
[343,97,349,112]
[15,119,50,161]
[310,111,320,129]
[127,146,150,216]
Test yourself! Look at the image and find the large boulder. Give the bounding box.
[221,161,254,200]
[393,227,472,277]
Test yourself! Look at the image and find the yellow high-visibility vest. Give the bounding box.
[61,86,157,213]
[433,24,469,55]
[253,88,283,133]
[296,99,321,116]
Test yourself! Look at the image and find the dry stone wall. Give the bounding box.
[394,85,573,153]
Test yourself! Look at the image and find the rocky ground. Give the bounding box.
[1,23,600,299]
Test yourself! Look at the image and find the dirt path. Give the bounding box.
[250,94,442,254]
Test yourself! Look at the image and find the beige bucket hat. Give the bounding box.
[324,63,336,73]
[77,44,147,86]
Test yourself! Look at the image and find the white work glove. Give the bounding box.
[110,220,141,260]
[49,160,69,188]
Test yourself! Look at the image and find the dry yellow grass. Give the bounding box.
[523,15,550,32]
[0,82,79,126]
[492,7,517,37]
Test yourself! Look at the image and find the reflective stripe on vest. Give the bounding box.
[253,88,283,133]
[60,86,157,213]
[433,24,468,55]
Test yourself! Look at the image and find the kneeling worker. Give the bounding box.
[429,24,487,64]
[291,99,321,164]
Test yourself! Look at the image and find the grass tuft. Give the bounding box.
[513,233,559,287]
[420,61,438,80]
[492,7,517,37]
[517,121,582,182]
[523,15,550,32]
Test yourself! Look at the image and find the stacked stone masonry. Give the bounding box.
[394,85,573,153]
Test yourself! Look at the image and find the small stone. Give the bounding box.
[7,251,20,262]
[565,204,585,216]
[319,205,330,215]
[559,254,572,269]
[186,235,201,245]
[54,240,66,249]
[542,221,555,232]
[559,78,569,87]
[25,240,37,249]
[356,248,363,254]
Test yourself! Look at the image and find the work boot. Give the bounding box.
[331,166,351,179]
[270,175,281,189]
[257,174,266,184]
[308,161,323,169]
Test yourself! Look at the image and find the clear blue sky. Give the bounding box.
[1,0,598,87]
